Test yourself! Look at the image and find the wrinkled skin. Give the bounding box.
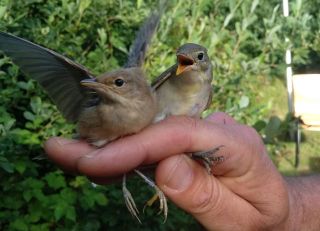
[45,112,320,230]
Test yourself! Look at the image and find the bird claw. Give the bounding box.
[134,170,168,222]
[191,145,225,174]
[156,187,168,223]
[122,174,141,223]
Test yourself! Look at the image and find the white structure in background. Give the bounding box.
[283,0,293,112]
[282,0,289,16]
[283,0,320,167]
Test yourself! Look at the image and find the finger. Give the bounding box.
[44,137,94,173]
[76,116,231,177]
[75,116,256,178]
[75,115,289,219]
[155,155,261,230]
[205,112,238,125]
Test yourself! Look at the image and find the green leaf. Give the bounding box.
[110,33,128,54]
[60,188,76,204]
[0,161,14,173]
[97,28,107,45]
[70,176,88,188]
[14,160,27,174]
[44,172,67,190]
[78,0,92,15]
[23,111,35,121]
[250,0,259,13]
[30,96,42,114]
[17,81,30,90]
[137,0,143,8]
[27,209,42,223]
[10,219,28,231]
[238,95,250,108]
[94,192,108,206]
[54,203,65,221]
[253,120,267,132]
[23,190,33,202]
[10,128,41,144]
[66,206,76,221]
[0,6,7,19]
[223,13,234,28]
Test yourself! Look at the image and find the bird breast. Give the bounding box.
[77,95,157,144]
[155,70,211,120]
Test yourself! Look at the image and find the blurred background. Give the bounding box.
[0,0,320,230]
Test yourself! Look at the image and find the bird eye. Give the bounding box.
[197,52,204,60]
[114,78,125,87]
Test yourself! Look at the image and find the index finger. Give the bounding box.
[75,115,248,178]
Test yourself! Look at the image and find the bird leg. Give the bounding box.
[138,146,224,220]
[122,169,168,223]
[134,169,168,223]
[190,145,225,174]
[122,173,141,223]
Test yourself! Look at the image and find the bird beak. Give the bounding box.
[80,78,100,89]
[176,54,195,76]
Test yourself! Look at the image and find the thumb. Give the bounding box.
[156,155,259,230]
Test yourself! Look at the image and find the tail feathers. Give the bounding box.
[125,1,167,68]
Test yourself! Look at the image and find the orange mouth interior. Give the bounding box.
[176,54,194,75]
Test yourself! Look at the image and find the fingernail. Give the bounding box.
[54,137,80,146]
[164,155,193,192]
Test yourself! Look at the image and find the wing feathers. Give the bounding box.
[0,31,95,122]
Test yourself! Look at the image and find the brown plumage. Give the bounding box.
[0,11,161,146]
[78,68,157,146]
[152,43,213,121]
[0,8,165,223]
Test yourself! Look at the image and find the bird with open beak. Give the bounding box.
[152,43,213,121]
[150,43,224,188]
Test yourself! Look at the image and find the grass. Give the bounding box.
[259,76,320,175]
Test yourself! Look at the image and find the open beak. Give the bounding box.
[176,54,195,76]
[80,78,101,89]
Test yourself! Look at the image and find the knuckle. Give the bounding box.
[240,125,265,152]
[165,116,200,150]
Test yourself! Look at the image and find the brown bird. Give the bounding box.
[152,43,223,173]
[0,9,167,222]
[153,43,213,121]
[135,43,222,212]
[77,68,157,147]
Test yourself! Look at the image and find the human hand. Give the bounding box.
[45,112,295,230]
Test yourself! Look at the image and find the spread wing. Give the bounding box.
[0,31,95,122]
[151,64,176,90]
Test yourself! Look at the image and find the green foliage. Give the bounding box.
[0,0,319,230]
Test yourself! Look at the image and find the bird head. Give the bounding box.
[80,68,151,104]
[175,43,210,76]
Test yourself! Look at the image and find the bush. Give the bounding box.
[0,0,319,230]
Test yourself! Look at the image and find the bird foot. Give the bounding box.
[144,194,159,208]
[134,170,168,223]
[122,174,141,223]
[191,145,225,174]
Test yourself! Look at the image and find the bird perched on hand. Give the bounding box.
[0,32,157,147]
[152,43,213,121]
[152,43,224,177]
[0,7,167,223]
